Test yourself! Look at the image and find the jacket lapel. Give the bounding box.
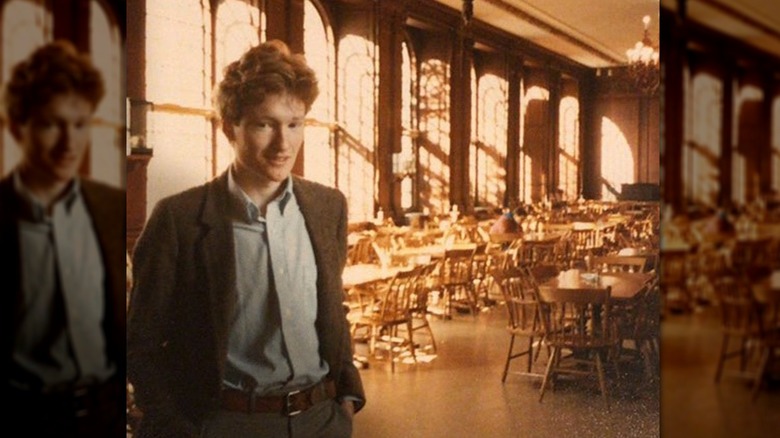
[198,173,238,348]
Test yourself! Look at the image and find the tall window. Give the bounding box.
[1,0,51,173]
[303,0,336,187]
[215,0,262,176]
[145,0,215,213]
[338,35,376,221]
[418,58,451,214]
[733,82,762,205]
[397,40,417,210]
[684,71,722,208]
[471,72,508,207]
[559,91,580,201]
[521,80,549,203]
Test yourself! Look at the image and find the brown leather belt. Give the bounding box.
[221,379,336,416]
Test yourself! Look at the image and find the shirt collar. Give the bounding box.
[12,171,81,221]
[227,166,294,222]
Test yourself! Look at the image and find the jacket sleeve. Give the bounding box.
[127,199,199,437]
[333,191,367,412]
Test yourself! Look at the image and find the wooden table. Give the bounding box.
[539,268,654,301]
[391,243,476,263]
[342,263,405,290]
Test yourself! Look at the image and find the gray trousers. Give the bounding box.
[200,398,353,438]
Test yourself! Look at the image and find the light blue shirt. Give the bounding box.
[10,173,114,389]
[224,169,328,395]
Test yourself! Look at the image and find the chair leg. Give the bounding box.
[502,335,516,383]
[526,337,534,373]
[715,334,729,382]
[595,351,610,411]
[407,320,417,364]
[539,347,558,402]
[752,346,771,401]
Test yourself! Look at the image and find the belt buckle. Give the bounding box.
[284,389,302,417]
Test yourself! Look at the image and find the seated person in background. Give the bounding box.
[551,188,567,210]
[490,208,522,245]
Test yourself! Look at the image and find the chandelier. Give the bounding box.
[626,15,660,95]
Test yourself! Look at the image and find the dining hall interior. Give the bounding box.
[123,0,664,436]
[0,0,778,437]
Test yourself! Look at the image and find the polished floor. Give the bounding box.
[661,305,780,438]
[352,304,660,438]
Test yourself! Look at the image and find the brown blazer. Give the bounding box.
[127,172,365,437]
[0,175,127,384]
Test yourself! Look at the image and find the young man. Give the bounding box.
[128,40,365,437]
[0,41,126,437]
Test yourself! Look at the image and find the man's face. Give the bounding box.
[12,92,93,186]
[227,92,306,185]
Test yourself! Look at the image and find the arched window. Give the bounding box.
[521,79,549,203]
[418,58,451,214]
[1,0,51,174]
[338,35,376,222]
[733,82,762,205]
[303,0,336,187]
[558,80,580,201]
[144,0,215,212]
[684,71,722,208]
[397,39,417,211]
[214,0,262,175]
[472,72,508,207]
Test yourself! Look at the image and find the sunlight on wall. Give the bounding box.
[89,0,123,187]
[338,34,376,222]
[684,72,722,207]
[303,0,335,187]
[600,117,634,201]
[472,73,507,207]
[419,58,451,214]
[1,0,49,174]
[559,95,579,201]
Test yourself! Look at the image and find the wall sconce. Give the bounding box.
[127,97,153,155]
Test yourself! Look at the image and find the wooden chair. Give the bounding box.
[537,285,618,409]
[613,275,660,381]
[436,247,478,318]
[752,278,780,400]
[409,261,439,354]
[350,267,419,372]
[659,250,690,314]
[713,275,762,384]
[592,255,648,273]
[492,266,546,381]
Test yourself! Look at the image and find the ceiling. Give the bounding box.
[433,0,780,68]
